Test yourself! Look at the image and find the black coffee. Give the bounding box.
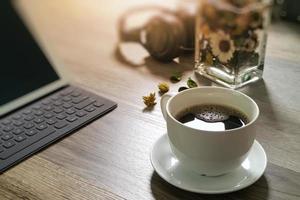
[176,105,248,131]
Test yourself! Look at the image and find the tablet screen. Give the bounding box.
[0,1,63,114]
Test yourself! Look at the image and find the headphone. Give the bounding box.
[118,6,195,62]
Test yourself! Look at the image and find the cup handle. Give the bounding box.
[160,93,173,120]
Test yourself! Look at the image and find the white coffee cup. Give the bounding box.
[160,86,259,176]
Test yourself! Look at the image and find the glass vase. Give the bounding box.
[195,0,272,89]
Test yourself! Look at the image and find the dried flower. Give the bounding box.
[223,0,258,8]
[158,82,169,94]
[143,92,157,107]
[201,2,218,21]
[233,14,250,35]
[242,34,258,52]
[187,77,198,88]
[205,51,214,65]
[170,72,182,83]
[178,87,189,92]
[209,31,235,63]
[235,31,258,52]
[200,24,212,37]
[249,11,263,29]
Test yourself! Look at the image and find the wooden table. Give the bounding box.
[1,0,299,199]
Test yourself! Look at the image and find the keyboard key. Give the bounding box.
[15,135,26,143]
[13,121,24,127]
[44,113,54,119]
[23,110,32,115]
[51,96,59,101]
[63,103,72,109]
[76,111,87,117]
[26,129,37,136]
[3,126,14,132]
[3,141,16,149]
[34,110,44,116]
[47,119,57,125]
[24,115,34,121]
[44,106,54,111]
[2,119,12,125]
[66,116,78,122]
[37,124,48,131]
[54,122,68,129]
[34,118,45,124]
[62,96,72,102]
[53,108,63,114]
[54,101,63,106]
[56,114,67,120]
[66,109,76,115]
[90,98,96,102]
[1,128,56,159]
[85,106,96,112]
[71,91,81,97]
[94,102,104,107]
[13,128,24,135]
[75,99,96,110]
[2,133,13,141]
[72,96,88,104]
[12,115,22,120]
[42,100,51,105]
[61,88,74,96]
[24,123,34,129]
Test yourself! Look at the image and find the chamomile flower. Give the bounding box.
[209,31,235,63]
[241,31,258,52]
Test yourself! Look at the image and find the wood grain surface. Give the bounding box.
[0,0,299,199]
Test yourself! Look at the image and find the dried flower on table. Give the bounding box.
[178,87,189,92]
[170,72,182,83]
[158,82,169,94]
[143,92,157,107]
[187,77,198,88]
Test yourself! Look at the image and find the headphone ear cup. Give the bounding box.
[119,26,142,43]
[143,15,186,62]
[175,8,195,50]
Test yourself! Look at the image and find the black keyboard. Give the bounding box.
[0,86,117,172]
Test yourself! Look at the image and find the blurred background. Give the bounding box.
[14,0,299,85]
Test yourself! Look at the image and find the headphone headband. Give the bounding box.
[118,5,175,42]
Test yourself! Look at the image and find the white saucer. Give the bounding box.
[150,134,267,194]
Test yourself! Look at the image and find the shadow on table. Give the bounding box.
[114,44,196,79]
[272,21,300,35]
[150,171,269,200]
[240,79,281,130]
[114,44,214,87]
